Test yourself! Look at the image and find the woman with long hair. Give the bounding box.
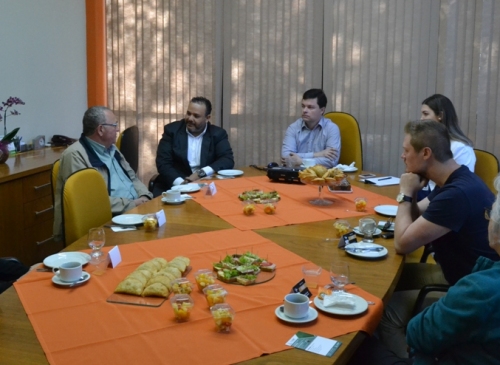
[421,94,475,171]
[418,94,476,198]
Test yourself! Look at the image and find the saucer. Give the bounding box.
[161,197,185,205]
[170,184,201,193]
[275,306,318,323]
[353,227,382,236]
[52,271,91,287]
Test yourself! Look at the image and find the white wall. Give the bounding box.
[0,0,87,145]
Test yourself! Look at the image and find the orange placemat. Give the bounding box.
[195,176,396,230]
[15,229,383,365]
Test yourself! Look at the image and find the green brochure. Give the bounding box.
[286,331,342,357]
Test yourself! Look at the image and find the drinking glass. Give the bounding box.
[359,217,377,243]
[88,227,105,260]
[330,262,350,292]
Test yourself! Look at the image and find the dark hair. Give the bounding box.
[404,120,454,163]
[191,96,212,116]
[302,89,327,109]
[422,94,473,147]
[82,106,111,136]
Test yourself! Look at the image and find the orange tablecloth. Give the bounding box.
[15,229,383,365]
[195,176,396,230]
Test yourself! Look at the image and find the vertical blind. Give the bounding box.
[107,0,218,182]
[221,0,323,167]
[107,0,500,182]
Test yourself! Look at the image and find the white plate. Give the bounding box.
[161,197,185,205]
[275,306,318,323]
[52,271,91,286]
[374,205,398,217]
[218,169,244,177]
[112,214,144,225]
[43,252,91,269]
[170,184,201,193]
[314,294,368,315]
[344,242,388,259]
[353,227,382,236]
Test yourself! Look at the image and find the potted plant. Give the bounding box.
[0,97,25,163]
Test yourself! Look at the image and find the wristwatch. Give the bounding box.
[197,169,207,178]
[396,193,413,204]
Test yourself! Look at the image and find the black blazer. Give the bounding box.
[155,120,234,189]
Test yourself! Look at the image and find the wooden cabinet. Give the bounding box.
[0,148,65,265]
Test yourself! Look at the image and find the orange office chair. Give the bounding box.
[61,168,112,246]
[324,112,363,170]
[474,148,500,194]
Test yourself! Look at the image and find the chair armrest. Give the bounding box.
[148,173,159,193]
[420,244,434,263]
[0,257,22,264]
[411,284,450,317]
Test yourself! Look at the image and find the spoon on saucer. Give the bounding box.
[69,275,87,287]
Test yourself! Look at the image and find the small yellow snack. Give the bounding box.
[263,203,276,214]
[243,204,255,216]
[194,269,216,291]
[171,278,193,294]
[170,294,194,322]
[333,220,351,238]
[354,197,367,212]
[203,284,227,307]
[211,304,235,333]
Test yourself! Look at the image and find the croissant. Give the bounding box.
[114,256,190,298]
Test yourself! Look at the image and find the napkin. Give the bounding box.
[335,163,355,170]
[323,292,356,309]
[110,226,137,232]
[181,194,193,200]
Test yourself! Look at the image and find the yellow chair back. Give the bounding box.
[62,168,112,246]
[324,112,363,170]
[474,148,499,194]
[51,159,60,205]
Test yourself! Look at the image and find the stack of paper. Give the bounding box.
[364,176,400,186]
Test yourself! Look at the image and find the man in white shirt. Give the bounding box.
[154,97,234,196]
[281,89,341,168]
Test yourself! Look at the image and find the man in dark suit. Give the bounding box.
[154,96,234,197]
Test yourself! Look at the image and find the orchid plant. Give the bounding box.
[1,96,25,143]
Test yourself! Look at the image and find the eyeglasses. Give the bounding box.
[485,207,492,221]
[100,122,119,128]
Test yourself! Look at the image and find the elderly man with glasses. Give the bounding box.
[53,106,152,242]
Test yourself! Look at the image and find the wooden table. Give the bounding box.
[0,167,403,365]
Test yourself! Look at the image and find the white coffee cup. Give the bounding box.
[283,293,310,319]
[302,158,315,167]
[162,189,181,202]
[52,261,83,282]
